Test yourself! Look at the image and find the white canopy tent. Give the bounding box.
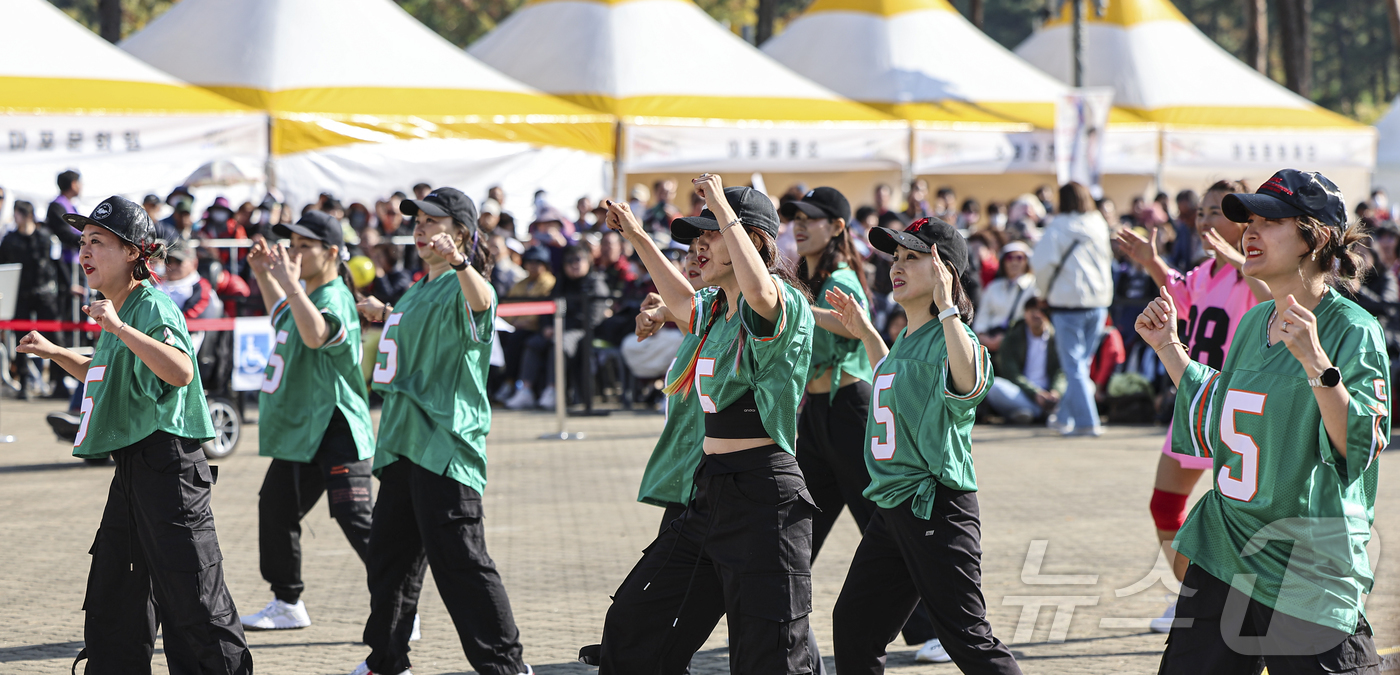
[469,0,907,181]
[1372,99,1400,201]
[1016,0,1374,201]
[0,0,266,215]
[761,0,1156,179]
[122,0,615,209]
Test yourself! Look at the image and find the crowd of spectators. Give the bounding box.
[4,170,1399,427]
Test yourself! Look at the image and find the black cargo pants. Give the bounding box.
[258,410,373,604]
[78,432,252,675]
[600,444,817,675]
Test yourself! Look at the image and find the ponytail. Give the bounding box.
[132,241,168,282]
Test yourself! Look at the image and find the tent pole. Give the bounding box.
[265,115,277,195]
[613,121,626,202]
[905,125,916,187]
[1072,0,1084,88]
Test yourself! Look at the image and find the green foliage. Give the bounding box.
[394,0,525,48]
[47,0,177,39]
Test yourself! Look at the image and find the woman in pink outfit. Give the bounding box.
[1116,180,1269,632]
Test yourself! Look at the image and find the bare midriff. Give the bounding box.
[805,367,861,395]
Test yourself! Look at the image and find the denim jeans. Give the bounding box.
[986,377,1043,420]
[1050,307,1106,431]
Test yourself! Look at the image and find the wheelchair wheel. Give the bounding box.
[202,396,241,459]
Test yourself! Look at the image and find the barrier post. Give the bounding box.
[540,300,582,440]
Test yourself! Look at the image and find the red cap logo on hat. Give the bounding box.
[906,218,928,234]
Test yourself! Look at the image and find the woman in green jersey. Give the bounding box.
[825,216,1022,675]
[597,174,817,675]
[238,210,377,632]
[350,188,532,675]
[18,196,251,674]
[1140,169,1386,674]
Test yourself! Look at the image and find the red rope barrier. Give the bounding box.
[0,302,556,333]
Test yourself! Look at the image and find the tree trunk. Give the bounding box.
[99,0,121,43]
[755,0,775,45]
[1244,0,1267,73]
[1387,0,1400,87]
[969,0,983,29]
[1276,0,1311,97]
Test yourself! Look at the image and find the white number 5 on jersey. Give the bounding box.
[870,373,897,461]
[260,330,290,393]
[372,313,404,384]
[1218,389,1266,502]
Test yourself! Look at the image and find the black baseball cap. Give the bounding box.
[671,186,780,241]
[1223,169,1348,229]
[779,186,851,223]
[401,187,479,231]
[63,196,156,250]
[274,210,344,248]
[868,217,969,276]
[522,246,551,265]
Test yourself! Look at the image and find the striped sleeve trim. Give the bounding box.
[1365,403,1387,471]
[741,282,790,343]
[945,344,992,401]
[270,297,290,325]
[322,317,349,348]
[1188,372,1222,459]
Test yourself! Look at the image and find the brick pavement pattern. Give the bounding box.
[0,401,1397,674]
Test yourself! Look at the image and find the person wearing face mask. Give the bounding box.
[352,188,533,675]
[1115,179,1270,632]
[972,242,1038,353]
[18,196,252,675]
[822,216,1021,675]
[1140,169,1386,674]
[237,211,377,635]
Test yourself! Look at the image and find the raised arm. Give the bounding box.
[605,200,696,323]
[263,242,331,348]
[16,331,91,380]
[84,299,195,387]
[431,232,494,313]
[1116,225,1173,289]
[693,174,780,321]
[826,287,888,369]
[248,237,287,315]
[1135,286,1191,388]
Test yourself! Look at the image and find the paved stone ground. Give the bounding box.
[1,399,1398,674]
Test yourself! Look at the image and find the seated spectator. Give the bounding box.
[368,242,413,306]
[595,230,637,297]
[156,243,221,356]
[504,246,607,410]
[972,241,1037,352]
[159,197,195,243]
[490,234,526,298]
[966,229,1003,288]
[642,179,680,233]
[0,200,64,398]
[1090,315,1126,411]
[1006,194,1046,242]
[479,198,503,235]
[957,198,981,230]
[987,298,1063,424]
[496,246,557,401]
[199,202,248,270]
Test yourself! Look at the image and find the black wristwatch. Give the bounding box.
[451,258,469,271]
[1308,366,1341,388]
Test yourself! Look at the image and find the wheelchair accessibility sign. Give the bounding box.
[233,316,275,392]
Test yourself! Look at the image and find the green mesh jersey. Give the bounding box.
[1171,291,1389,634]
[637,332,705,507]
[74,282,215,459]
[371,272,497,493]
[809,264,874,400]
[258,279,375,463]
[862,320,993,519]
[688,278,813,455]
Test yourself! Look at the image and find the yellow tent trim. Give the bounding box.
[805,0,956,17]
[556,92,898,124]
[875,100,1150,130]
[201,86,616,156]
[0,76,253,115]
[1044,0,1187,28]
[1119,104,1366,130]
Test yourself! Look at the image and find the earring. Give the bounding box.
[1311,250,1318,261]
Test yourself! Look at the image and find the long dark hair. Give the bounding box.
[455,220,495,278]
[796,219,870,301]
[928,259,975,325]
[1297,215,1372,292]
[130,241,168,282]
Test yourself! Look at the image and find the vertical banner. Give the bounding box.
[1055,88,1115,196]
[232,316,275,392]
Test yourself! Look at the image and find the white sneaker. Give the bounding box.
[915,638,952,663]
[348,661,410,675]
[240,598,311,630]
[518,667,534,675]
[504,386,536,410]
[1150,601,1177,633]
[537,386,556,410]
[409,613,420,641]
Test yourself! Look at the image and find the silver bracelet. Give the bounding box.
[720,218,742,234]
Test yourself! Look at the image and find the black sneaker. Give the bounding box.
[46,412,79,442]
[577,644,601,666]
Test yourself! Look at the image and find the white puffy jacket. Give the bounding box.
[1030,211,1113,309]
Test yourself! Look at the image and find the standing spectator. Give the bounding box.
[375,197,402,237]
[987,297,1063,424]
[167,198,196,241]
[931,186,956,221]
[489,234,526,298]
[472,198,498,235]
[1169,190,1203,271]
[412,182,432,200]
[45,170,84,333]
[0,200,63,398]
[957,198,981,231]
[643,179,680,233]
[576,196,596,232]
[986,201,1007,231]
[972,241,1038,352]
[141,194,162,223]
[966,230,1003,289]
[0,186,7,234]
[1031,182,1113,436]
[873,183,895,215]
[487,185,505,209]
[1096,197,1119,229]
[368,243,413,306]
[200,202,248,271]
